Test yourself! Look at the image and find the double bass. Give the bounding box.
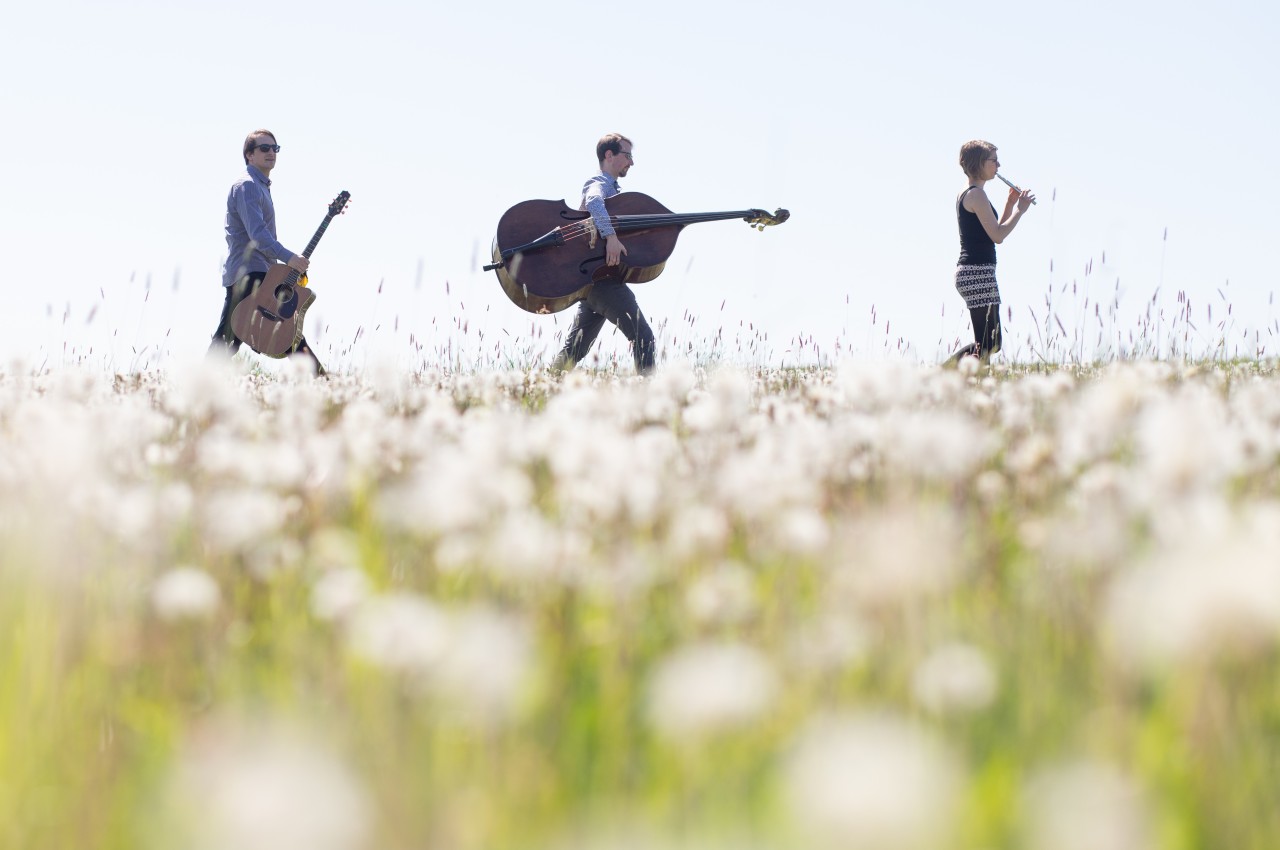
[483,193,789,314]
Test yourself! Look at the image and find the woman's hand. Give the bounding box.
[1016,189,1036,212]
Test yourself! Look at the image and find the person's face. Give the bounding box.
[982,151,1000,180]
[603,142,634,178]
[247,135,279,174]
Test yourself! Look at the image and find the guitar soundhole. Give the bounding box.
[274,284,294,305]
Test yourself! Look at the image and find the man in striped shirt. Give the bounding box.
[550,133,656,375]
[208,129,325,374]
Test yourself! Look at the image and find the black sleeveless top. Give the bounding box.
[957,187,997,265]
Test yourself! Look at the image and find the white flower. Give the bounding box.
[1023,761,1155,850]
[646,642,778,739]
[684,562,758,627]
[347,593,451,675]
[829,506,964,610]
[785,610,870,674]
[773,507,830,554]
[199,487,290,553]
[431,606,533,724]
[878,410,996,483]
[784,712,963,850]
[1134,382,1240,494]
[152,566,221,622]
[311,568,370,623]
[1103,510,1280,672]
[164,719,371,850]
[911,642,999,715]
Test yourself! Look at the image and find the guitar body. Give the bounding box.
[230,264,317,358]
[228,190,350,357]
[491,193,681,314]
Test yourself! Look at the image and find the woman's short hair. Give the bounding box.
[959,140,997,179]
[597,133,632,165]
[243,129,277,164]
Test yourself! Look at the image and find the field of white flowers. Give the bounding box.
[4,356,1280,849]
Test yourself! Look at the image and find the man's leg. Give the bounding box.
[552,300,607,372]
[294,337,327,376]
[581,283,656,375]
[207,273,262,356]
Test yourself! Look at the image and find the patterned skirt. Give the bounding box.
[955,264,1000,309]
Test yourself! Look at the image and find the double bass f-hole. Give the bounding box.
[578,255,606,276]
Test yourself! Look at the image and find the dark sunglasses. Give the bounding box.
[251,144,281,153]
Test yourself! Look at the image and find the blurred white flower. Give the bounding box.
[431,605,533,724]
[311,568,371,623]
[646,642,778,739]
[200,487,290,553]
[164,719,371,850]
[347,593,451,676]
[1023,761,1155,850]
[664,503,731,560]
[911,642,999,715]
[773,507,830,554]
[785,610,871,674]
[829,506,964,610]
[346,594,532,723]
[784,712,963,850]
[152,566,221,622]
[1104,510,1280,671]
[683,561,757,627]
[1135,382,1240,494]
[878,410,996,483]
[308,527,363,572]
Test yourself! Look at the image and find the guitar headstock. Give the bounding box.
[329,190,351,217]
[744,208,790,231]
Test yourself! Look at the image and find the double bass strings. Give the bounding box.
[555,211,756,245]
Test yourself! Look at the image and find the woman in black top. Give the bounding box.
[951,140,1035,362]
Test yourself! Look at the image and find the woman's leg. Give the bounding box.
[971,304,1002,359]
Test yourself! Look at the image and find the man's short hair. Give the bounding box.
[243,129,277,164]
[597,133,632,165]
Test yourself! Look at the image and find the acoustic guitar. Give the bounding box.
[231,191,350,357]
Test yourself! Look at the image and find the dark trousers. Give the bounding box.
[208,273,325,373]
[552,282,656,375]
[950,304,1002,362]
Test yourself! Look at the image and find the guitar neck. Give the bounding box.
[611,210,758,232]
[300,213,337,260]
[278,213,335,286]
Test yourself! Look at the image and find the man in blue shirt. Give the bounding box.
[550,133,656,375]
[208,129,325,374]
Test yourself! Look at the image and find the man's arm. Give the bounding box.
[583,179,626,266]
[233,183,302,265]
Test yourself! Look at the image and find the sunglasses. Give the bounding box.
[251,144,282,153]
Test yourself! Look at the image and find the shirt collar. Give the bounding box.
[247,164,271,188]
[598,170,619,190]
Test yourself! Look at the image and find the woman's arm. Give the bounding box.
[966,186,1035,244]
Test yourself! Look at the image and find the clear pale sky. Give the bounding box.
[2,0,1275,371]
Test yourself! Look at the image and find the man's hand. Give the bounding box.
[287,255,310,272]
[605,234,628,266]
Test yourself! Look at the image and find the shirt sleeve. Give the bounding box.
[582,179,616,238]
[233,183,295,262]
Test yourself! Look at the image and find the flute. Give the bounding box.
[996,173,1038,205]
